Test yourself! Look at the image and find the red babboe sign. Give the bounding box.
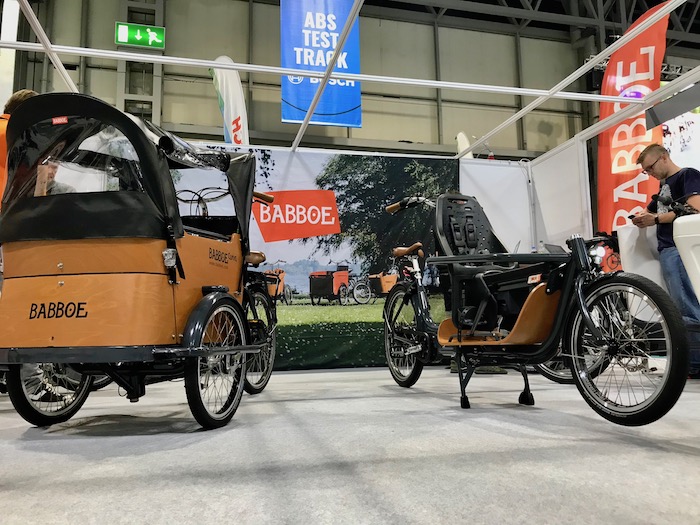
[597,2,670,233]
[252,190,341,242]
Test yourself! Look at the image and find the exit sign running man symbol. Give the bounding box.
[115,22,166,50]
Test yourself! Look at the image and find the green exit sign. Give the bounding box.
[115,22,165,49]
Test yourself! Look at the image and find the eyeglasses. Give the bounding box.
[642,155,663,174]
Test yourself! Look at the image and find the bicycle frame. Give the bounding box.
[390,254,440,343]
[388,243,602,365]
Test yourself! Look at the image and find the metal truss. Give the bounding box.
[362,0,700,55]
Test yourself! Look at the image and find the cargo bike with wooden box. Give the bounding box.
[309,261,350,305]
[0,93,277,429]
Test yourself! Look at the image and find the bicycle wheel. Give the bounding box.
[535,342,609,385]
[384,283,424,387]
[184,298,247,429]
[566,273,689,426]
[533,357,574,385]
[90,375,114,391]
[338,284,349,305]
[244,289,276,394]
[6,363,93,426]
[352,282,372,304]
[283,285,293,305]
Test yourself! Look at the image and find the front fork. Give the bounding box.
[574,273,605,344]
[569,235,606,345]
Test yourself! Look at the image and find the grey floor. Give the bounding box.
[1,367,699,525]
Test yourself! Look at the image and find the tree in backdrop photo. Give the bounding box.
[309,154,459,273]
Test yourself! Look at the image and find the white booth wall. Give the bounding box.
[459,158,534,253]
[530,141,593,247]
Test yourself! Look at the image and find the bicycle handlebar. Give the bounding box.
[652,193,699,218]
[568,233,619,253]
[254,191,274,204]
[385,201,403,214]
[385,196,430,215]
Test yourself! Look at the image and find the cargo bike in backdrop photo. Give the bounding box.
[368,257,401,304]
[309,260,350,305]
[263,259,293,305]
[0,93,277,429]
[383,194,690,426]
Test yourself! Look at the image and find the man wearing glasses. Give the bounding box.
[632,143,700,377]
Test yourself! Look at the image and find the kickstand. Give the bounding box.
[517,364,535,406]
[456,350,476,409]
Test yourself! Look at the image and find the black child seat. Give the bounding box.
[433,194,512,336]
[434,194,508,256]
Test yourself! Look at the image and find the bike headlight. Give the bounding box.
[588,245,606,265]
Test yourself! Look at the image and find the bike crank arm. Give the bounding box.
[389,344,423,358]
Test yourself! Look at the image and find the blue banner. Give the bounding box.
[280,0,361,128]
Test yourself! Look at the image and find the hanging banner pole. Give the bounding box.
[210,55,250,145]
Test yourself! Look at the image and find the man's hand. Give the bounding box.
[631,211,656,228]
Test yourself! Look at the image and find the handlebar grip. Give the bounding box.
[254,191,274,203]
[386,201,402,214]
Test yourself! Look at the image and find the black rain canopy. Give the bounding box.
[0,93,256,246]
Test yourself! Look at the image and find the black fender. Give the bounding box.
[244,283,277,325]
[183,292,249,348]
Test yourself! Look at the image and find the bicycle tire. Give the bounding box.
[384,283,424,387]
[352,282,372,305]
[533,358,574,385]
[244,288,276,395]
[567,272,688,426]
[6,363,93,426]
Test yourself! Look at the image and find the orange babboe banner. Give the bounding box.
[252,190,341,242]
[597,2,670,232]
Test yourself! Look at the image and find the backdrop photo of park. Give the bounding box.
[174,146,456,369]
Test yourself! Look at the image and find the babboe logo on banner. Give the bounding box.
[253,190,341,242]
[280,0,361,128]
[597,2,670,232]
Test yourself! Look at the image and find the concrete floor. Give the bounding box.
[1,367,699,524]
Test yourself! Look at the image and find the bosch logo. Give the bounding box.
[287,76,304,85]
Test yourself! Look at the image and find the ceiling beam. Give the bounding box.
[383,0,620,27]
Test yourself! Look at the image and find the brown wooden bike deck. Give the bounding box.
[437,284,561,347]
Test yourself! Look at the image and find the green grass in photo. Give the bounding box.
[273,293,448,370]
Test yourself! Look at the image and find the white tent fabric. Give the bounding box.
[459,158,532,253]
[531,141,592,247]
